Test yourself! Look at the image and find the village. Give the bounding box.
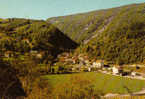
[2,50,145,80]
[53,52,145,80]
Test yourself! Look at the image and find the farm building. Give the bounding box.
[92,60,104,68]
[112,67,119,75]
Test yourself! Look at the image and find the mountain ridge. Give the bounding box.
[47,3,143,43]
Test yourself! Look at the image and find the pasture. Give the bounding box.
[44,72,145,94]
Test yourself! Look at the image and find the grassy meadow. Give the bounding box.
[44,72,145,94]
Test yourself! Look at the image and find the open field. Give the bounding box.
[44,72,145,94]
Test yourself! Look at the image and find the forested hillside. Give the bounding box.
[0,18,78,63]
[48,3,145,64]
[48,4,140,43]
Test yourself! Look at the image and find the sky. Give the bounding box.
[0,0,145,20]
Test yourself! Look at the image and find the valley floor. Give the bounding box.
[43,72,145,95]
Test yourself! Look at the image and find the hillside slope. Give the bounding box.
[48,3,145,64]
[0,18,78,62]
[48,3,145,44]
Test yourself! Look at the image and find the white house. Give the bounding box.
[131,72,136,77]
[112,67,119,75]
[92,61,104,68]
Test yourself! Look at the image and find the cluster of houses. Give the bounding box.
[57,53,112,72]
[58,53,106,70]
[2,51,145,78]
[56,52,145,78]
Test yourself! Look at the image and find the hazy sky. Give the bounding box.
[0,0,145,19]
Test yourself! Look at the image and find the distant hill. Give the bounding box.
[0,18,78,62]
[48,3,145,64]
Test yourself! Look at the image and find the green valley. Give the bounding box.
[0,2,145,99]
